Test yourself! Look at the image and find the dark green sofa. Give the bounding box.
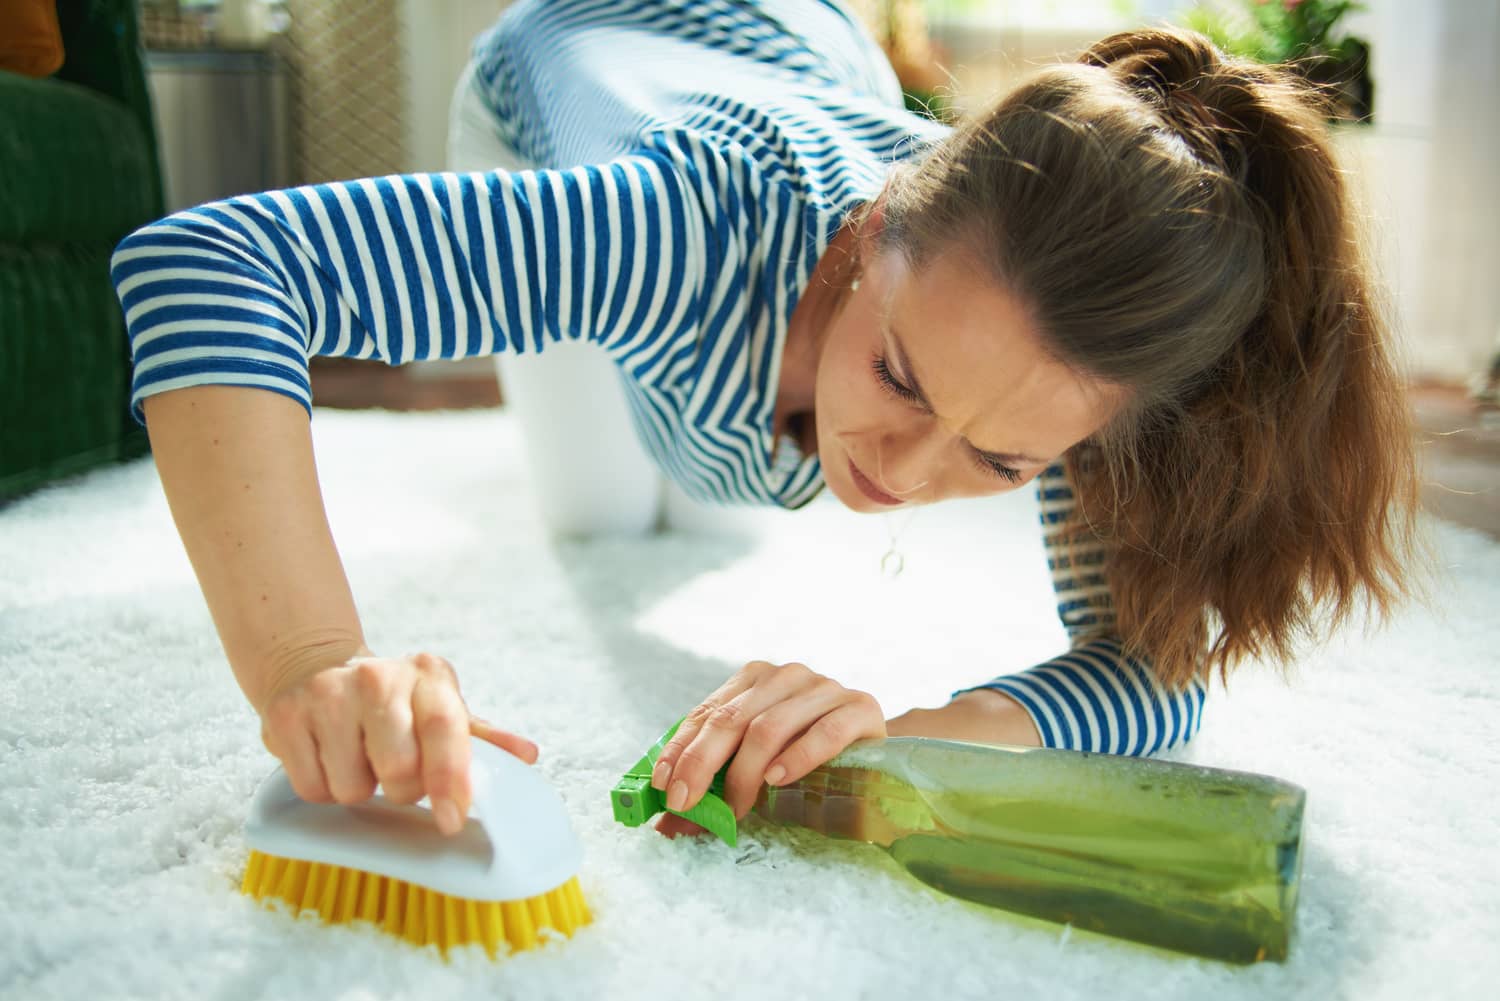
[0,0,163,502]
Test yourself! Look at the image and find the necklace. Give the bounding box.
[880,506,920,577]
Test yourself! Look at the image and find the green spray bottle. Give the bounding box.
[611,716,1304,965]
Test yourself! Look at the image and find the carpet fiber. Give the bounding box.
[1,408,1496,1000]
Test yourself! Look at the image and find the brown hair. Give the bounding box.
[877,27,1427,688]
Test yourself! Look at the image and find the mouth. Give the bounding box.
[847,457,904,506]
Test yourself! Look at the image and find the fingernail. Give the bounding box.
[668,779,688,812]
[432,797,462,834]
[651,760,670,791]
[765,765,787,785]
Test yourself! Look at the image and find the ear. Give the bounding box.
[856,186,888,243]
[849,186,889,268]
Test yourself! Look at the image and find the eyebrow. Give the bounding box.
[886,322,1051,467]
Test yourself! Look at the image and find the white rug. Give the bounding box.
[1,407,1496,1001]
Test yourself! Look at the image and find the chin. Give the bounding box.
[830,481,865,512]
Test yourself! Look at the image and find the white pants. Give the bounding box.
[445,63,767,539]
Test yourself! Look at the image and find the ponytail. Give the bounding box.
[882,27,1427,687]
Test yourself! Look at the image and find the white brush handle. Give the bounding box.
[245,737,583,901]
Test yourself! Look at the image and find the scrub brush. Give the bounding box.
[612,715,1304,965]
[242,735,590,957]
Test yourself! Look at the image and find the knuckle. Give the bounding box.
[417,708,460,741]
[707,702,747,730]
[380,780,423,805]
[330,777,376,805]
[412,652,456,682]
[288,772,330,803]
[683,701,718,726]
[303,668,343,700]
[352,659,389,698]
[812,713,853,744]
[375,750,421,786]
[744,713,785,744]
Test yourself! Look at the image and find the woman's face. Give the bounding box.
[813,243,1123,511]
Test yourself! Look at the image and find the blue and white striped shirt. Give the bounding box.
[111,0,1206,755]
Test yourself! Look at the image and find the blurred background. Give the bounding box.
[2,0,1496,536]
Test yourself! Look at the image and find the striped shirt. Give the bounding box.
[110,0,1206,755]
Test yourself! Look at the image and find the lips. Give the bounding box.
[848,457,903,506]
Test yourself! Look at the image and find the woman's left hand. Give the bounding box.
[650,660,887,838]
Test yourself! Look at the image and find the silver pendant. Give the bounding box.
[880,548,904,577]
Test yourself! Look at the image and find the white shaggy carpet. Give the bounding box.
[1,407,1497,1001]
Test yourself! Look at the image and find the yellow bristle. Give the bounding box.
[440,893,461,951]
[301,862,328,912]
[382,876,405,938]
[241,849,265,894]
[409,884,428,946]
[335,866,361,923]
[240,850,588,958]
[479,898,504,956]
[276,858,309,903]
[502,898,537,950]
[261,853,287,895]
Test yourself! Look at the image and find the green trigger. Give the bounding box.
[609,715,740,847]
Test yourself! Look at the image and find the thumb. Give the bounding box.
[469,715,540,764]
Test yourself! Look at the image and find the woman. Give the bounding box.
[111,0,1420,837]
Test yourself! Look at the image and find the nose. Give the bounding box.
[874,430,942,499]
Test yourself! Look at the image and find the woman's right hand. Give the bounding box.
[257,650,539,836]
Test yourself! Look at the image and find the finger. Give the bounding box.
[262,697,332,803]
[654,813,712,839]
[311,702,378,805]
[470,716,539,765]
[281,722,333,803]
[411,673,473,836]
[302,668,375,804]
[721,678,851,819]
[354,659,423,805]
[650,664,767,793]
[762,695,886,789]
[667,664,812,815]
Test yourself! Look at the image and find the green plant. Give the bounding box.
[1182,0,1367,65]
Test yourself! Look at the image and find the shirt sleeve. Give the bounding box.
[110,139,713,427]
[949,462,1208,755]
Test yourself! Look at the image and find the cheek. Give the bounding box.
[821,324,878,417]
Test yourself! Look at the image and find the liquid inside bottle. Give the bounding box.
[747,738,1303,964]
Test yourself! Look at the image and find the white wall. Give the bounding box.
[1336,0,1500,385]
[397,0,513,173]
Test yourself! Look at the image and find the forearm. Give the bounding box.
[886,689,1043,747]
[143,385,368,713]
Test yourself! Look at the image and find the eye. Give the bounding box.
[966,450,1023,484]
[871,353,1023,485]
[871,353,922,405]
